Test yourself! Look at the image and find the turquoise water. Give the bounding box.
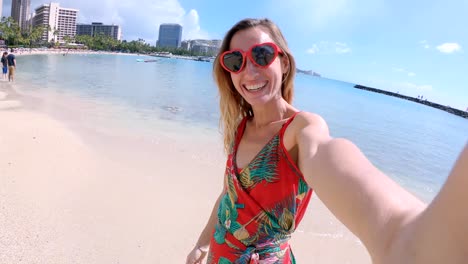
[16,54,468,202]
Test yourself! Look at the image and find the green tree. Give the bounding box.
[63,35,73,46]
[25,25,47,48]
[0,17,22,46]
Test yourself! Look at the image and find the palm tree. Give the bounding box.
[25,25,46,49]
[53,29,59,45]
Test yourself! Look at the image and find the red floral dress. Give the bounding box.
[207,112,313,264]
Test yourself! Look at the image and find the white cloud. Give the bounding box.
[335,42,351,54]
[419,41,463,53]
[407,72,416,77]
[419,40,430,49]
[436,43,462,53]
[182,9,210,40]
[306,45,319,54]
[306,41,351,54]
[25,0,208,43]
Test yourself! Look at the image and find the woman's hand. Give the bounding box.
[185,247,208,264]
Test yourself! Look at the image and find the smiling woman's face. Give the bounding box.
[228,26,288,107]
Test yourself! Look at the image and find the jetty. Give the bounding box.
[354,84,467,119]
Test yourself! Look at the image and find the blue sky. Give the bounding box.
[2,0,467,110]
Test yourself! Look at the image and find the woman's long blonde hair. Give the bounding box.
[213,18,297,153]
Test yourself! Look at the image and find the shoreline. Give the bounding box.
[9,47,144,57]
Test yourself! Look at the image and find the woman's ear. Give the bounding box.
[281,56,289,75]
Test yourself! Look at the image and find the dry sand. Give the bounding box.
[0,83,370,263]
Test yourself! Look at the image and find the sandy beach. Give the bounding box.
[0,72,370,263]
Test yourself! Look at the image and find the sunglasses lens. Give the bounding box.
[223,51,244,72]
[251,44,276,66]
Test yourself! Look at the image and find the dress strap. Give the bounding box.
[279,111,301,137]
[232,116,249,154]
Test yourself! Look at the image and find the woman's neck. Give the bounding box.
[250,99,294,129]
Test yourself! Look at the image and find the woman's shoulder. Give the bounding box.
[289,111,331,146]
[293,111,329,131]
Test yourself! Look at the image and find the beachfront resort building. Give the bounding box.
[31,3,78,43]
[181,39,222,56]
[76,22,122,41]
[157,23,182,48]
[11,0,31,31]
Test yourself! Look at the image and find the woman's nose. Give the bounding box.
[244,57,259,75]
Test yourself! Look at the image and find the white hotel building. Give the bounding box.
[32,2,78,43]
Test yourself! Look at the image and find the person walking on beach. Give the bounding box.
[1,52,8,81]
[7,49,16,82]
[186,18,468,264]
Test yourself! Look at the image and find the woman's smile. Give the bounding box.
[243,81,268,92]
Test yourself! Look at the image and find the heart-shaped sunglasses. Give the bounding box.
[220,42,283,74]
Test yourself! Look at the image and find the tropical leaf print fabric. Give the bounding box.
[207,113,313,264]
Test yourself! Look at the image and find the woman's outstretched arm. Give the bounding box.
[387,143,468,263]
[296,112,467,263]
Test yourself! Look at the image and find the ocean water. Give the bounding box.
[16,53,468,202]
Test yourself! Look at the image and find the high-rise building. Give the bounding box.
[0,0,3,22]
[157,23,182,48]
[32,3,78,43]
[183,39,221,56]
[76,22,122,41]
[11,0,31,31]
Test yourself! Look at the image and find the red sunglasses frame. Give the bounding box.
[220,42,283,74]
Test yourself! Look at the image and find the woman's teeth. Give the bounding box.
[245,82,267,91]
